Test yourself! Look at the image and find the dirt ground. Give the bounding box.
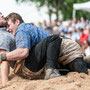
[0,69,90,90]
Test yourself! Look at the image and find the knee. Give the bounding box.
[68,58,88,74]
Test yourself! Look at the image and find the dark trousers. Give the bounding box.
[25,35,62,72]
[58,57,88,74]
[67,57,88,74]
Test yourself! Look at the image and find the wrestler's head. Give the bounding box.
[0,12,7,27]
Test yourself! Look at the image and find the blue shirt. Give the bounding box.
[15,23,51,49]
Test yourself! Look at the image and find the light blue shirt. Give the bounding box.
[15,23,51,49]
[0,27,16,51]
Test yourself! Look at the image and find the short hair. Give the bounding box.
[6,12,24,24]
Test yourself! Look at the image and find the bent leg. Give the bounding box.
[44,35,62,79]
[46,35,62,69]
[67,57,88,74]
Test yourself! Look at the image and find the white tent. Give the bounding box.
[73,1,90,18]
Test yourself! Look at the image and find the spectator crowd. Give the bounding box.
[35,17,90,56]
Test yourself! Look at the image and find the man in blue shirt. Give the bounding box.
[0,12,61,80]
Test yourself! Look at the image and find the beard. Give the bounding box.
[0,19,7,27]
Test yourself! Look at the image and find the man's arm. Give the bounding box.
[6,48,29,61]
[0,50,9,86]
[1,61,9,86]
[0,48,29,86]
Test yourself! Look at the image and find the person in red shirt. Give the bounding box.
[78,28,88,45]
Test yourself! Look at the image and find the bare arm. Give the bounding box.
[0,48,29,86]
[6,48,29,61]
[0,50,9,86]
[1,61,9,86]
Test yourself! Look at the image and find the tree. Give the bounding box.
[15,0,90,21]
[16,0,63,22]
[75,0,90,19]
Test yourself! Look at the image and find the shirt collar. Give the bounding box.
[15,22,25,34]
[18,22,25,29]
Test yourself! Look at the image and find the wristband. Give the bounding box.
[0,53,6,61]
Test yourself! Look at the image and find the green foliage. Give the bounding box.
[15,0,90,21]
[61,0,74,20]
[76,11,90,19]
[75,0,90,19]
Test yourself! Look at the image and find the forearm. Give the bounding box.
[6,48,29,61]
[1,61,9,86]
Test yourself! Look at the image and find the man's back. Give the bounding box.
[15,23,51,48]
[0,27,16,68]
[0,27,16,51]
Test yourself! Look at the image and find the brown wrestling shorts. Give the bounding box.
[13,60,45,79]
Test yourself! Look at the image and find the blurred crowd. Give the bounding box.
[33,17,90,56]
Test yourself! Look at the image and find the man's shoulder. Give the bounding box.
[0,30,13,36]
[18,23,31,29]
[0,30,14,42]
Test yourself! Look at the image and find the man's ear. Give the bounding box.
[16,20,20,26]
